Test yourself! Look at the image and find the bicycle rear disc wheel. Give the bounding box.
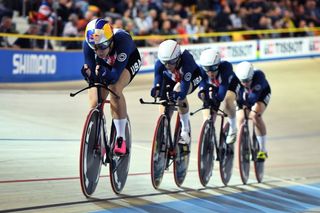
[79,109,103,197]
[109,118,132,194]
[197,120,215,187]
[238,124,251,185]
[173,120,191,187]
[151,115,169,189]
[253,130,264,183]
[219,122,234,186]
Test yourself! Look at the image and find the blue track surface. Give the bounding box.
[92,183,320,213]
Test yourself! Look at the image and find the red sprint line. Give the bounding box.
[0,170,198,184]
[0,172,146,184]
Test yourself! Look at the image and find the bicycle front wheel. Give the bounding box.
[79,109,103,197]
[109,118,132,194]
[219,122,234,186]
[173,118,191,187]
[238,123,251,184]
[197,119,215,187]
[252,129,264,183]
[150,115,169,189]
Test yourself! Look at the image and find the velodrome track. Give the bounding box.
[0,58,320,213]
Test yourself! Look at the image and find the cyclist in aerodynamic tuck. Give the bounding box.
[81,18,141,155]
[150,39,203,145]
[234,61,271,161]
[197,48,241,145]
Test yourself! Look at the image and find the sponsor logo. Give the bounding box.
[184,72,192,81]
[117,53,127,62]
[253,84,262,91]
[12,54,56,75]
[264,41,303,55]
[309,39,320,52]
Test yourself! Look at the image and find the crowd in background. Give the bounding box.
[0,0,320,49]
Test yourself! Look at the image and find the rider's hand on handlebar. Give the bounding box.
[198,89,207,100]
[150,85,160,98]
[203,96,220,111]
[96,65,114,85]
[81,64,93,84]
[166,90,178,102]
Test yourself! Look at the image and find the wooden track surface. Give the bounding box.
[1,58,320,213]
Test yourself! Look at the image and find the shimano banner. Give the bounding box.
[0,49,84,83]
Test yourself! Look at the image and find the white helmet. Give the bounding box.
[158,40,181,65]
[235,61,254,82]
[199,48,221,72]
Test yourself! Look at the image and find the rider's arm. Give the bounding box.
[247,71,267,106]
[215,61,233,102]
[83,41,96,74]
[104,31,135,84]
[197,68,209,100]
[153,60,164,87]
[175,51,198,100]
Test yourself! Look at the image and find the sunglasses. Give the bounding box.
[241,78,252,83]
[94,40,112,51]
[162,57,179,66]
[203,64,219,72]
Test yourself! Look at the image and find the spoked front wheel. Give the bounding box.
[197,119,215,187]
[173,119,191,187]
[79,109,104,197]
[109,118,132,194]
[219,122,234,186]
[252,129,264,183]
[238,124,251,184]
[150,115,169,189]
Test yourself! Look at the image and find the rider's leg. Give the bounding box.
[88,88,108,109]
[250,102,267,152]
[236,108,245,137]
[109,69,131,154]
[175,83,193,144]
[223,91,237,144]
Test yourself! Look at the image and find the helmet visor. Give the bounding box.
[94,40,112,51]
[240,77,252,83]
[161,57,179,66]
[202,64,219,72]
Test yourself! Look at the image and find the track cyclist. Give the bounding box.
[198,48,241,145]
[234,61,271,161]
[150,39,202,145]
[81,18,141,155]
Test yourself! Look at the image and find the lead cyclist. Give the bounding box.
[81,18,141,155]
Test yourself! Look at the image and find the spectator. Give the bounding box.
[0,16,13,47]
[12,24,40,49]
[62,13,81,49]
[214,4,233,41]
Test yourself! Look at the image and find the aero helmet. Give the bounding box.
[199,48,221,72]
[235,61,254,82]
[158,40,181,65]
[85,18,113,50]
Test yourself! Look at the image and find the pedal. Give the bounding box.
[181,144,190,156]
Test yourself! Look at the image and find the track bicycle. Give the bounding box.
[70,83,132,197]
[191,105,234,187]
[238,107,264,184]
[140,98,191,189]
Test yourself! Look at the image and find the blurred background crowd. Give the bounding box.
[0,0,320,49]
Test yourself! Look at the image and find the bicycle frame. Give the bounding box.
[238,107,264,184]
[140,98,189,188]
[71,83,128,196]
[191,107,227,161]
